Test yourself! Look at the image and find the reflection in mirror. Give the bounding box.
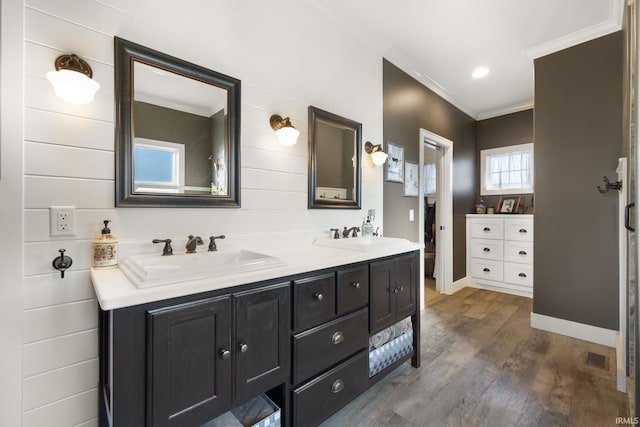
[115,37,240,207]
[308,106,362,209]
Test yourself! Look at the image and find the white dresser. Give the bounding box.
[466,214,533,298]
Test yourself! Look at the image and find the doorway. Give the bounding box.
[418,129,453,308]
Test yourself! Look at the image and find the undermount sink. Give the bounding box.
[119,250,286,288]
[312,236,412,252]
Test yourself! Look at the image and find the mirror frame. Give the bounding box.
[115,37,241,207]
[308,106,362,209]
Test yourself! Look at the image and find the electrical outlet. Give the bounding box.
[50,206,76,237]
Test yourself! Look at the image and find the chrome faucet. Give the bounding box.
[208,235,226,251]
[343,226,360,238]
[185,235,204,253]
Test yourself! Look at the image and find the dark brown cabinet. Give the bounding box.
[369,252,417,334]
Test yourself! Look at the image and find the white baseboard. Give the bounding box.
[446,276,469,295]
[530,312,617,348]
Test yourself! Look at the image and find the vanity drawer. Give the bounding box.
[293,273,336,331]
[470,218,504,240]
[292,350,368,427]
[504,219,533,242]
[337,266,369,315]
[470,258,503,282]
[504,241,533,264]
[470,239,503,261]
[504,263,533,287]
[292,308,368,385]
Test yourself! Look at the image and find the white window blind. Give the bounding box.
[423,163,437,195]
[481,143,533,195]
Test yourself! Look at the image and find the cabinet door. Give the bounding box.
[234,282,290,401]
[147,296,231,427]
[395,253,417,320]
[369,258,395,333]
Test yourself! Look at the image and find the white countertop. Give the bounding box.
[91,239,421,310]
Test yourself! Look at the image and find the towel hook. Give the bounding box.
[597,176,622,194]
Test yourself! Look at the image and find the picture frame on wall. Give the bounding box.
[404,161,419,197]
[497,196,521,214]
[386,142,404,182]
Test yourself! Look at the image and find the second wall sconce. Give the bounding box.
[270,114,300,146]
[365,141,388,166]
[46,54,100,105]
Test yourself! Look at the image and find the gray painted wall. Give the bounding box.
[534,32,623,330]
[476,110,535,213]
[383,59,477,281]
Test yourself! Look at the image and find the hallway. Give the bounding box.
[323,288,627,426]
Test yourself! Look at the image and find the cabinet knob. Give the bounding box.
[313,293,323,301]
[239,343,248,353]
[219,349,231,360]
[518,273,527,278]
[399,286,404,293]
[483,247,490,252]
[331,331,344,345]
[483,227,491,232]
[519,228,527,233]
[518,250,527,256]
[393,287,399,294]
[353,281,361,289]
[483,268,490,273]
[331,379,344,394]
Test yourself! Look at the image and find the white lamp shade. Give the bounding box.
[370,150,388,165]
[47,69,100,104]
[276,126,300,146]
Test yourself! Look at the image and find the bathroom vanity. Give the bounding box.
[92,239,421,427]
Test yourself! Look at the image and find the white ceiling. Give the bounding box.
[308,0,625,120]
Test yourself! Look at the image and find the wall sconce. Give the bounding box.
[270,114,300,146]
[365,141,388,166]
[46,54,100,104]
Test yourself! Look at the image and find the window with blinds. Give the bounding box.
[480,143,534,195]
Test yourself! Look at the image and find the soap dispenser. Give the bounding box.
[362,215,374,237]
[93,220,118,268]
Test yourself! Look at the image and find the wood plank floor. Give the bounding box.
[321,287,628,427]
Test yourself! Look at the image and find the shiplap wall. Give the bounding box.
[19,0,384,425]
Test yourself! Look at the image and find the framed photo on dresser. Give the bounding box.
[497,196,521,213]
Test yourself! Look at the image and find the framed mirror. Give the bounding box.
[308,106,362,209]
[115,37,241,207]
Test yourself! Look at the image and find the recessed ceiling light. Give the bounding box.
[472,67,490,79]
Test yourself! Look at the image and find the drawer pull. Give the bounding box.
[518,273,527,278]
[353,281,361,289]
[331,331,344,345]
[483,247,490,252]
[219,349,231,360]
[239,343,248,353]
[518,250,527,256]
[519,228,527,233]
[483,227,491,232]
[313,293,324,301]
[331,379,344,394]
[483,268,491,273]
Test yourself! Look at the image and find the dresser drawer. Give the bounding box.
[504,219,533,242]
[293,273,336,331]
[504,262,533,287]
[470,238,503,261]
[470,218,504,240]
[292,308,368,385]
[293,350,368,427]
[504,241,533,264]
[470,258,503,282]
[337,266,369,315]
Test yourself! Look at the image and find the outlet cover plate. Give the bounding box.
[50,206,76,237]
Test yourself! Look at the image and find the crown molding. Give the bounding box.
[476,101,534,121]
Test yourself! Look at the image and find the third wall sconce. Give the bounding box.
[270,114,300,146]
[364,141,388,166]
[46,54,100,104]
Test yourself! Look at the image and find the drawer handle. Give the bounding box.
[313,293,323,301]
[483,227,491,232]
[331,379,344,394]
[353,281,361,289]
[518,250,527,256]
[483,247,490,252]
[483,268,490,273]
[331,331,344,345]
[239,343,248,353]
[219,349,231,360]
[519,228,527,233]
[518,273,527,278]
